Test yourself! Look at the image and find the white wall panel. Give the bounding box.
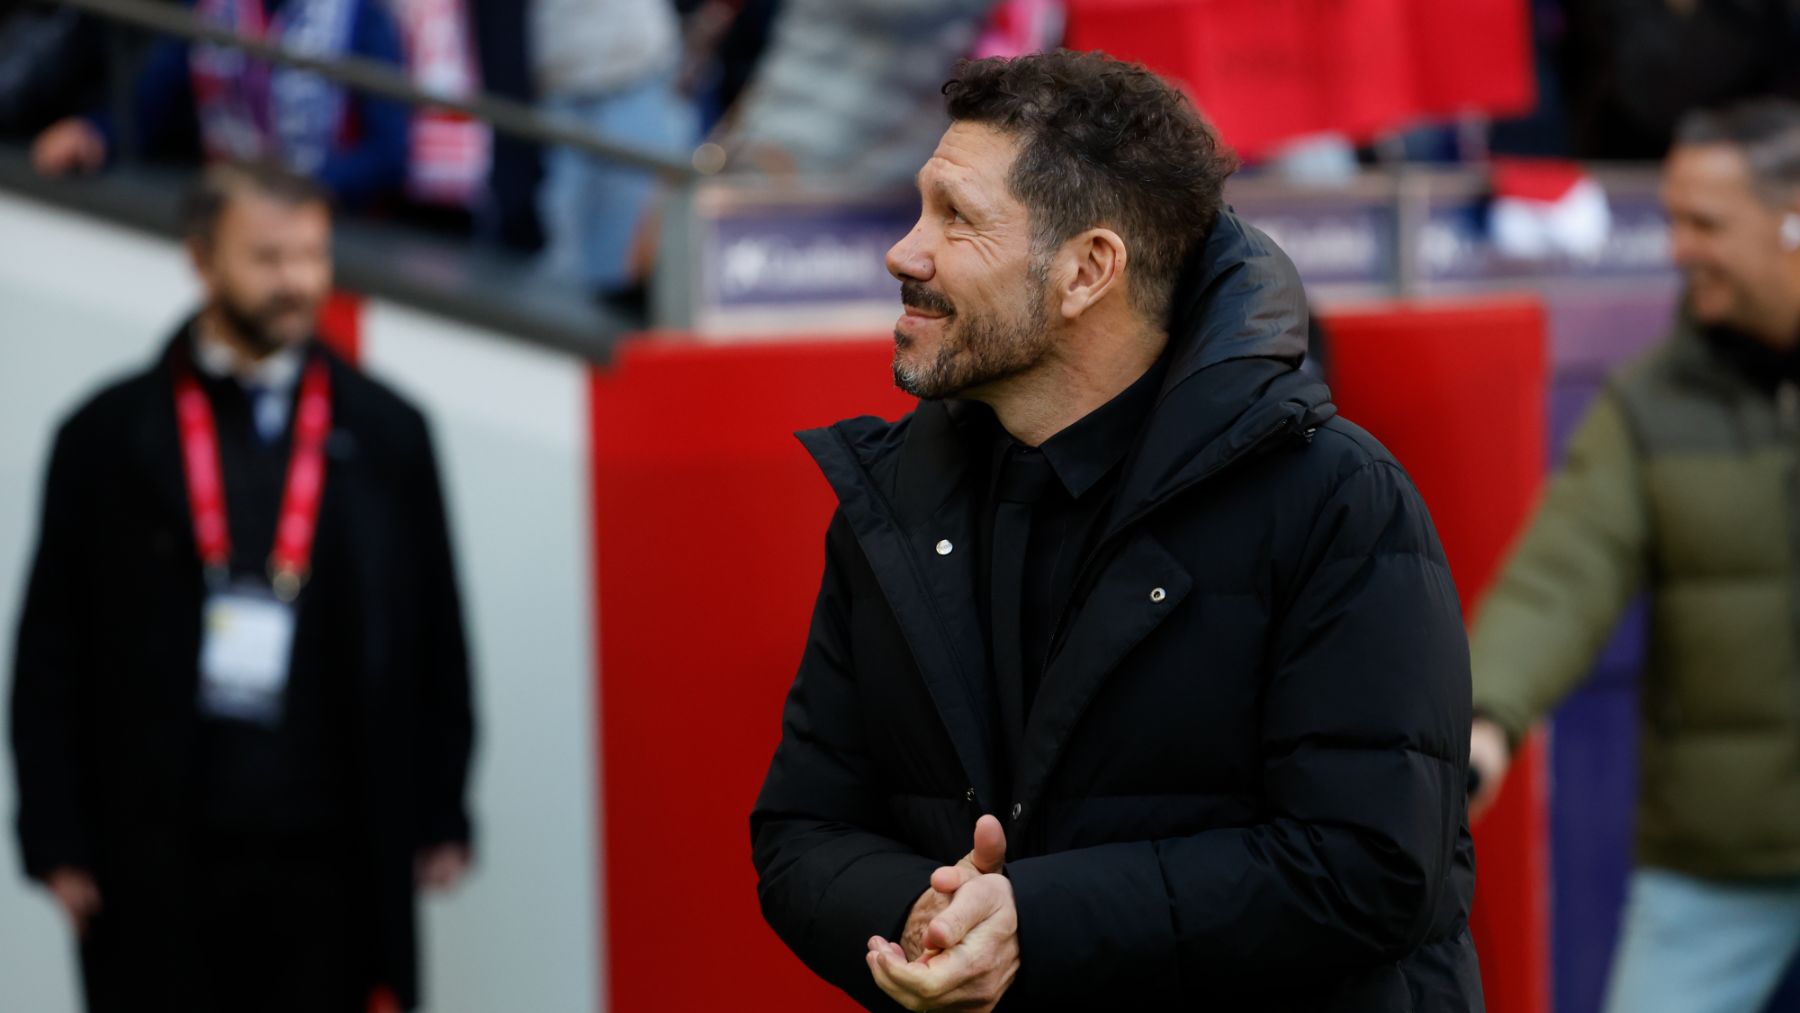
[362,302,601,1013]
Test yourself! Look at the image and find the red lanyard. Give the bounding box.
[174,355,332,602]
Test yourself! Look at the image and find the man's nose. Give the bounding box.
[886,223,933,283]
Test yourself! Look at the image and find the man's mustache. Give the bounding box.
[259,295,312,318]
[900,281,954,317]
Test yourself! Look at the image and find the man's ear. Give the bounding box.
[1056,228,1128,321]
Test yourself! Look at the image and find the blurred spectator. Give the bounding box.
[1488,0,1575,157]
[1467,99,1800,1013]
[532,0,695,295]
[468,0,545,251]
[722,0,996,185]
[30,0,411,209]
[0,3,105,138]
[1562,0,1800,159]
[9,161,475,1013]
[678,0,782,134]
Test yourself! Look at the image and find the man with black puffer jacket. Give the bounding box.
[751,50,1483,1013]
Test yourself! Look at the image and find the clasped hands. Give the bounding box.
[866,814,1020,1012]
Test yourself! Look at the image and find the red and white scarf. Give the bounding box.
[392,0,490,208]
[190,0,359,175]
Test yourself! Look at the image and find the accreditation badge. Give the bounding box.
[198,581,296,725]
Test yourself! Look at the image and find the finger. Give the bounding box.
[970,814,1006,873]
[880,946,956,1000]
[928,966,1013,1012]
[868,949,929,1011]
[903,888,951,960]
[931,864,977,895]
[910,923,1018,1010]
[897,939,981,997]
[925,878,1002,952]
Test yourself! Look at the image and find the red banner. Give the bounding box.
[1064,0,1535,159]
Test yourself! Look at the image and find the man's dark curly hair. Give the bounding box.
[943,50,1238,321]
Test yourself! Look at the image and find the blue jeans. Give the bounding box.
[1603,868,1800,1013]
[539,77,697,292]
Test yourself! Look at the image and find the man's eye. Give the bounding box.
[948,207,967,224]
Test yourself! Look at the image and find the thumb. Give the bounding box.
[940,814,1008,890]
[930,863,977,895]
[970,814,1006,873]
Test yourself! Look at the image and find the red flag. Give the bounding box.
[1064,0,1535,160]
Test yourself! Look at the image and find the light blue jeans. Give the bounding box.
[1603,867,1800,1013]
[539,76,697,292]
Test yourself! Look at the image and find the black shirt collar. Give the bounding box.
[995,355,1169,500]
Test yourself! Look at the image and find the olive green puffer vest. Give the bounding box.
[1472,322,1800,878]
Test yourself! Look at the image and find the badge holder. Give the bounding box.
[198,563,306,726]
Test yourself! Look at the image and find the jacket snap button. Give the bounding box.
[964,787,976,802]
[1149,587,1167,603]
[935,539,954,556]
[1010,802,1023,820]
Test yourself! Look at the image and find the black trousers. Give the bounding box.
[79,835,371,1013]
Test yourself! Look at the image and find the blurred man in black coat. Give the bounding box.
[10,160,475,1013]
[751,52,1482,1012]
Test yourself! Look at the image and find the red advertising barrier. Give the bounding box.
[589,298,1550,1011]
[590,338,913,1012]
[1327,300,1552,1013]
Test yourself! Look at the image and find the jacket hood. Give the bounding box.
[1163,209,1314,386]
[1102,210,1336,531]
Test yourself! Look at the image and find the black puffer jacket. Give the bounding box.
[751,213,1483,1012]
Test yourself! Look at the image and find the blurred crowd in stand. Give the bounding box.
[3,0,1797,309]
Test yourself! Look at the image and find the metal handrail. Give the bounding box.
[52,0,710,181]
